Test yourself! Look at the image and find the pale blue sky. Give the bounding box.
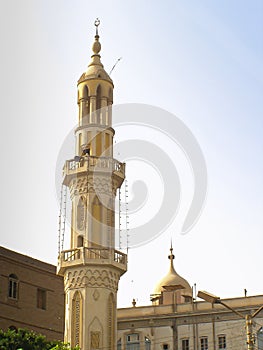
[0,0,262,307]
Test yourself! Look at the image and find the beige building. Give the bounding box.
[1,244,263,349]
[117,247,263,350]
[0,246,64,340]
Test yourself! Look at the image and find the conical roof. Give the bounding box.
[78,18,112,83]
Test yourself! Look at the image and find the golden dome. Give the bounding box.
[153,246,192,297]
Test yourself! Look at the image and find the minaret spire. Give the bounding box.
[168,240,176,272]
[94,18,100,36]
[91,18,101,56]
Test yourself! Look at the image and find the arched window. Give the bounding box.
[83,85,89,120]
[8,274,18,299]
[77,235,84,247]
[83,85,89,99]
[145,337,151,350]
[72,291,82,347]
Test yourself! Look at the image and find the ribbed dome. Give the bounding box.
[153,247,192,297]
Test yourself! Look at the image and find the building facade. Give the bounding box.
[1,245,263,349]
[0,246,64,340]
[117,248,263,350]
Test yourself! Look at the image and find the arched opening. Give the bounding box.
[77,235,84,247]
[83,85,89,122]
[96,85,102,123]
[145,337,151,350]
[79,85,89,123]
[108,88,113,104]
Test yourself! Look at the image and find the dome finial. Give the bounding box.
[94,18,100,36]
[92,18,101,55]
[169,239,175,261]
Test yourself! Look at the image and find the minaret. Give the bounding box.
[57,19,127,350]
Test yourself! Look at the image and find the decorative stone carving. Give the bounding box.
[93,289,100,301]
[91,331,100,349]
[69,175,114,197]
[65,268,120,291]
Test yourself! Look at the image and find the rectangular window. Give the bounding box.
[37,288,46,310]
[218,335,226,349]
[200,337,208,350]
[8,276,18,299]
[182,339,189,350]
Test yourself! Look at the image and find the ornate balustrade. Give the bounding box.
[63,156,125,177]
[57,247,127,275]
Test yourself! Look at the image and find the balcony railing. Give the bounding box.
[63,156,125,177]
[58,247,127,274]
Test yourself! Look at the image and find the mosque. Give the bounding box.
[1,20,263,350]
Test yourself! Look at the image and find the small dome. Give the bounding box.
[153,247,192,297]
[78,30,112,84]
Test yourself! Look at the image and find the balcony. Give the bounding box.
[62,156,125,186]
[57,247,127,276]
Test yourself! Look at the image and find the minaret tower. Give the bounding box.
[57,20,127,350]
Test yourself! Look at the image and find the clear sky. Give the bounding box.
[0,0,262,307]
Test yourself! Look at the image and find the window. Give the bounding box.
[258,327,263,350]
[184,296,192,303]
[126,333,140,350]
[117,339,122,350]
[218,335,226,349]
[77,235,84,247]
[162,344,168,350]
[8,274,18,299]
[37,288,46,310]
[145,337,151,350]
[200,337,208,350]
[182,339,189,350]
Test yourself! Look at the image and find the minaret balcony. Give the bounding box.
[62,156,125,186]
[57,247,127,276]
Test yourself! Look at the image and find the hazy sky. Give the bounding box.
[0,0,262,307]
